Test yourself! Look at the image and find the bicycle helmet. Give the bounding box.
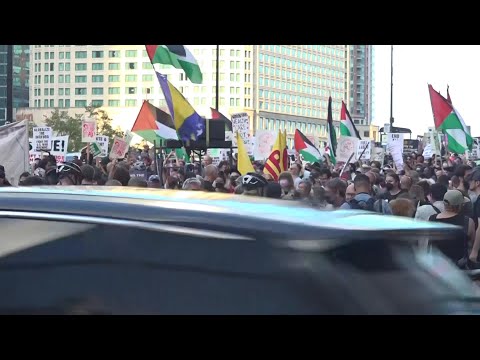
[57,162,83,185]
[241,172,268,191]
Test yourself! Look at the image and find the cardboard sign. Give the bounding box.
[371,147,385,164]
[231,113,249,147]
[33,127,52,151]
[29,135,69,163]
[387,133,404,152]
[95,136,109,158]
[109,136,128,160]
[356,140,371,161]
[82,119,97,143]
[422,144,433,159]
[337,136,359,163]
[207,148,229,166]
[387,133,404,171]
[254,130,277,160]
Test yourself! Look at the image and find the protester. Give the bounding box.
[278,172,296,200]
[111,166,130,186]
[415,183,448,221]
[203,164,218,192]
[380,172,407,202]
[164,176,181,190]
[19,176,46,186]
[428,189,475,267]
[265,182,282,199]
[213,177,229,193]
[241,173,268,197]
[389,198,416,218]
[400,175,413,192]
[341,174,391,214]
[317,168,331,188]
[148,175,161,189]
[324,178,346,209]
[57,162,83,186]
[345,183,356,202]
[18,172,30,185]
[468,170,480,263]
[80,165,96,185]
[295,179,313,202]
[289,163,302,189]
[182,177,203,191]
[128,177,148,188]
[409,184,426,209]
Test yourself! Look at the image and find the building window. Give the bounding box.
[58,99,64,108]
[49,75,54,83]
[92,75,104,83]
[75,63,87,71]
[75,76,87,83]
[65,99,70,107]
[44,63,49,72]
[65,52,70,59]
[230,98,235,106]
[43,99,48,107]
[126,62,137,70]
[44,88,48,96]
[108,87,120,94]
[125,50,137,57]
[364,131,370,137]
[45,52,49,60]
[91,100,103,107]
[142,87,153,95]
[109,75,120,82]
[142,74,153,82]
[92,63,104,71]
[125,99,137,107]
[109,50,120,58]
[92,87,104,95]
[59,63,64,71]
[65,75,71,83]
[75,100,87,107]
[49,88,54,96]
[108,100,120,107]
[59,88,64,96]
[59,75,64,83]
[125,75,137,82]
[75,51,87,59]
[65,63,70,71]
[50,63,54,71]
[142,62,152,70]
[92,51,104,58]
[109,63,120,70]
[75,88,87,95]
[126,87,136,94]
[65,88,70,95]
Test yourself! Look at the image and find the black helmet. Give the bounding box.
[241,172,268,191]
[57,162,83,185]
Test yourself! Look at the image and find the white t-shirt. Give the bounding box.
[294,176,302,189]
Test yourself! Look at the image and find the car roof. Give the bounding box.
[0,186,461,239]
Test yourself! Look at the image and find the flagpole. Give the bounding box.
[215,45,220,110]
[390,45,394,127]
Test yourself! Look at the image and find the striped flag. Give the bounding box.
[340,101,361,139]
[264,130,283,181]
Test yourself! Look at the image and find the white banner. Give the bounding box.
[231,113,249,147]
[356,140,371,161]
[29,136,69,163]
[0,120,29,186]
[33,126,52,151]
[254,130,276,160]
[337,136,359,163]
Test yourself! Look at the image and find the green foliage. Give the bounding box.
[43,104,125,152]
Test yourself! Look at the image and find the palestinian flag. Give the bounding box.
[327,96,337,164]
[131,101,189,160]
[428,84,473,154]
[146,45,203,84]
[210,108,232,131]
[294,129,322,163]
[340,101,361,139]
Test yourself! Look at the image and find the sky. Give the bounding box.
[373,45,480,137]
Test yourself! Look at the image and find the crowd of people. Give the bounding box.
[1,144,480,269]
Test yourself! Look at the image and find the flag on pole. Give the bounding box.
[155,71,205,141]
[428,84,472,154]
[294,129,322,163]
[447,85,452,105]
[340,101,361,139]
[280,129,289,172]
[236,132,254,175]
[327,96,337,164]
[146,45,203,84]
[210,107,232,131]
[264,130,283,181]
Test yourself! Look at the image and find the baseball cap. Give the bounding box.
[443,189,469,206]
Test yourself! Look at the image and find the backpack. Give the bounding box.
[431,204,441,214]
[348,197,376,211]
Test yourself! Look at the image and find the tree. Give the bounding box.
[85,104,124,149]
[43,104,125,152]
[44,109,83,152]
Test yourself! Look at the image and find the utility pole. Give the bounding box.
[390,45,394,127]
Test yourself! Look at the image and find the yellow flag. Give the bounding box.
[264,130,283,181]
[236,132,254,175]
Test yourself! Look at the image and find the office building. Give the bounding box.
[0,45,29,126]
[28,45,374,146]
[348,45,373,126]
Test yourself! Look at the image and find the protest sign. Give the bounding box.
[109,137,128,160]
[254,130,276,160]
[356,140,371,161]
[89,142,102,158]
[403,139,419,154]
[387,133,404,171]
[82,119,97,143]
[50,135,69,163]
[207,148,229,166]
[95,136,109,157]
[337,136,359,163]
[33,126,52,151]
[371,147,385,164]
[231,113,249,147]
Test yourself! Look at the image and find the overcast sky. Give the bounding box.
[373,45,479,137]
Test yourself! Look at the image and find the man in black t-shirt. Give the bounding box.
[468,170,480,263]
